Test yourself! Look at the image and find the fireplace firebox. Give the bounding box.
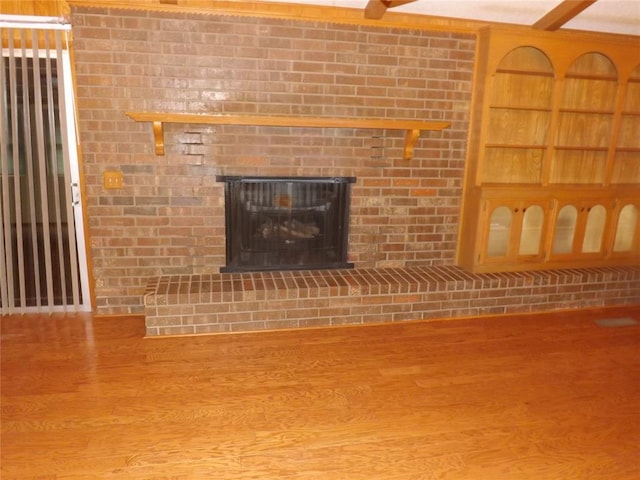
[217,176,355,272]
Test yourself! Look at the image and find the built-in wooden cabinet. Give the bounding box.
[458,26,640,273]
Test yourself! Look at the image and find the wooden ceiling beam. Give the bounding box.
[533,0,598,31]
[364,0,388,20]
[364,0,416,20]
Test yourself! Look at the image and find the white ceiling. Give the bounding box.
[261,0,640,36]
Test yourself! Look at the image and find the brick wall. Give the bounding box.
[71,7,474,314]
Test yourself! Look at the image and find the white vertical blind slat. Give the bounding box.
[46,32,69,308]
[0,49,10,314]
[8,36,25,311]
[31,30,56,310]
[11,34,25,311]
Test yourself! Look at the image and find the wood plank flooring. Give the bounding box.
[2,305,640,479]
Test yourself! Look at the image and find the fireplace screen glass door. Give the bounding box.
[218,176,355,272]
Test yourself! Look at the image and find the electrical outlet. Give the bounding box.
[103,170,124,189]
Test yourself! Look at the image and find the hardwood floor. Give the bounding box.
[2,305,639,479]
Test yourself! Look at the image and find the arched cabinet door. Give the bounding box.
[582,205,607,253]
[552,205,578,255]
[519,205,545,256]
[611,201,639,256]
[486,205,512,258]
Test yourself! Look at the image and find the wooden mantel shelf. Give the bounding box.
[125,112,450,160]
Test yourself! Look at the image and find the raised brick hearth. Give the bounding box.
[144,265,640,336]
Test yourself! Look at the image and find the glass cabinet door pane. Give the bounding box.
[519,205,544,255]
[553,205,578,254]
[582,205,607,253]
[614,204,638,252]
[487,206,512,257]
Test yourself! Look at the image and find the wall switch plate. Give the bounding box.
[103,170,124,189]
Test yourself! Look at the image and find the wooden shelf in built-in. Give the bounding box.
[125,112,450,160]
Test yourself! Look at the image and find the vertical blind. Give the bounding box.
[1,19,83,313]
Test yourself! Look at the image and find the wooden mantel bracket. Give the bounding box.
[125,112,450,160]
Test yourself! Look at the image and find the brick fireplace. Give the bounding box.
[73,6,475,315]
[70,6,640,326]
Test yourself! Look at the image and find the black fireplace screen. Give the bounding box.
[217,176,355,272]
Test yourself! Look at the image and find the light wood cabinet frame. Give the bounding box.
[458,26,640,273]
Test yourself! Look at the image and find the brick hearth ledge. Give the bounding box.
[143,265,640,336]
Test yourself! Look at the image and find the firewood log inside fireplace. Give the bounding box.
[260,218,320,239]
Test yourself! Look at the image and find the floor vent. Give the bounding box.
[594,317,638,328]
